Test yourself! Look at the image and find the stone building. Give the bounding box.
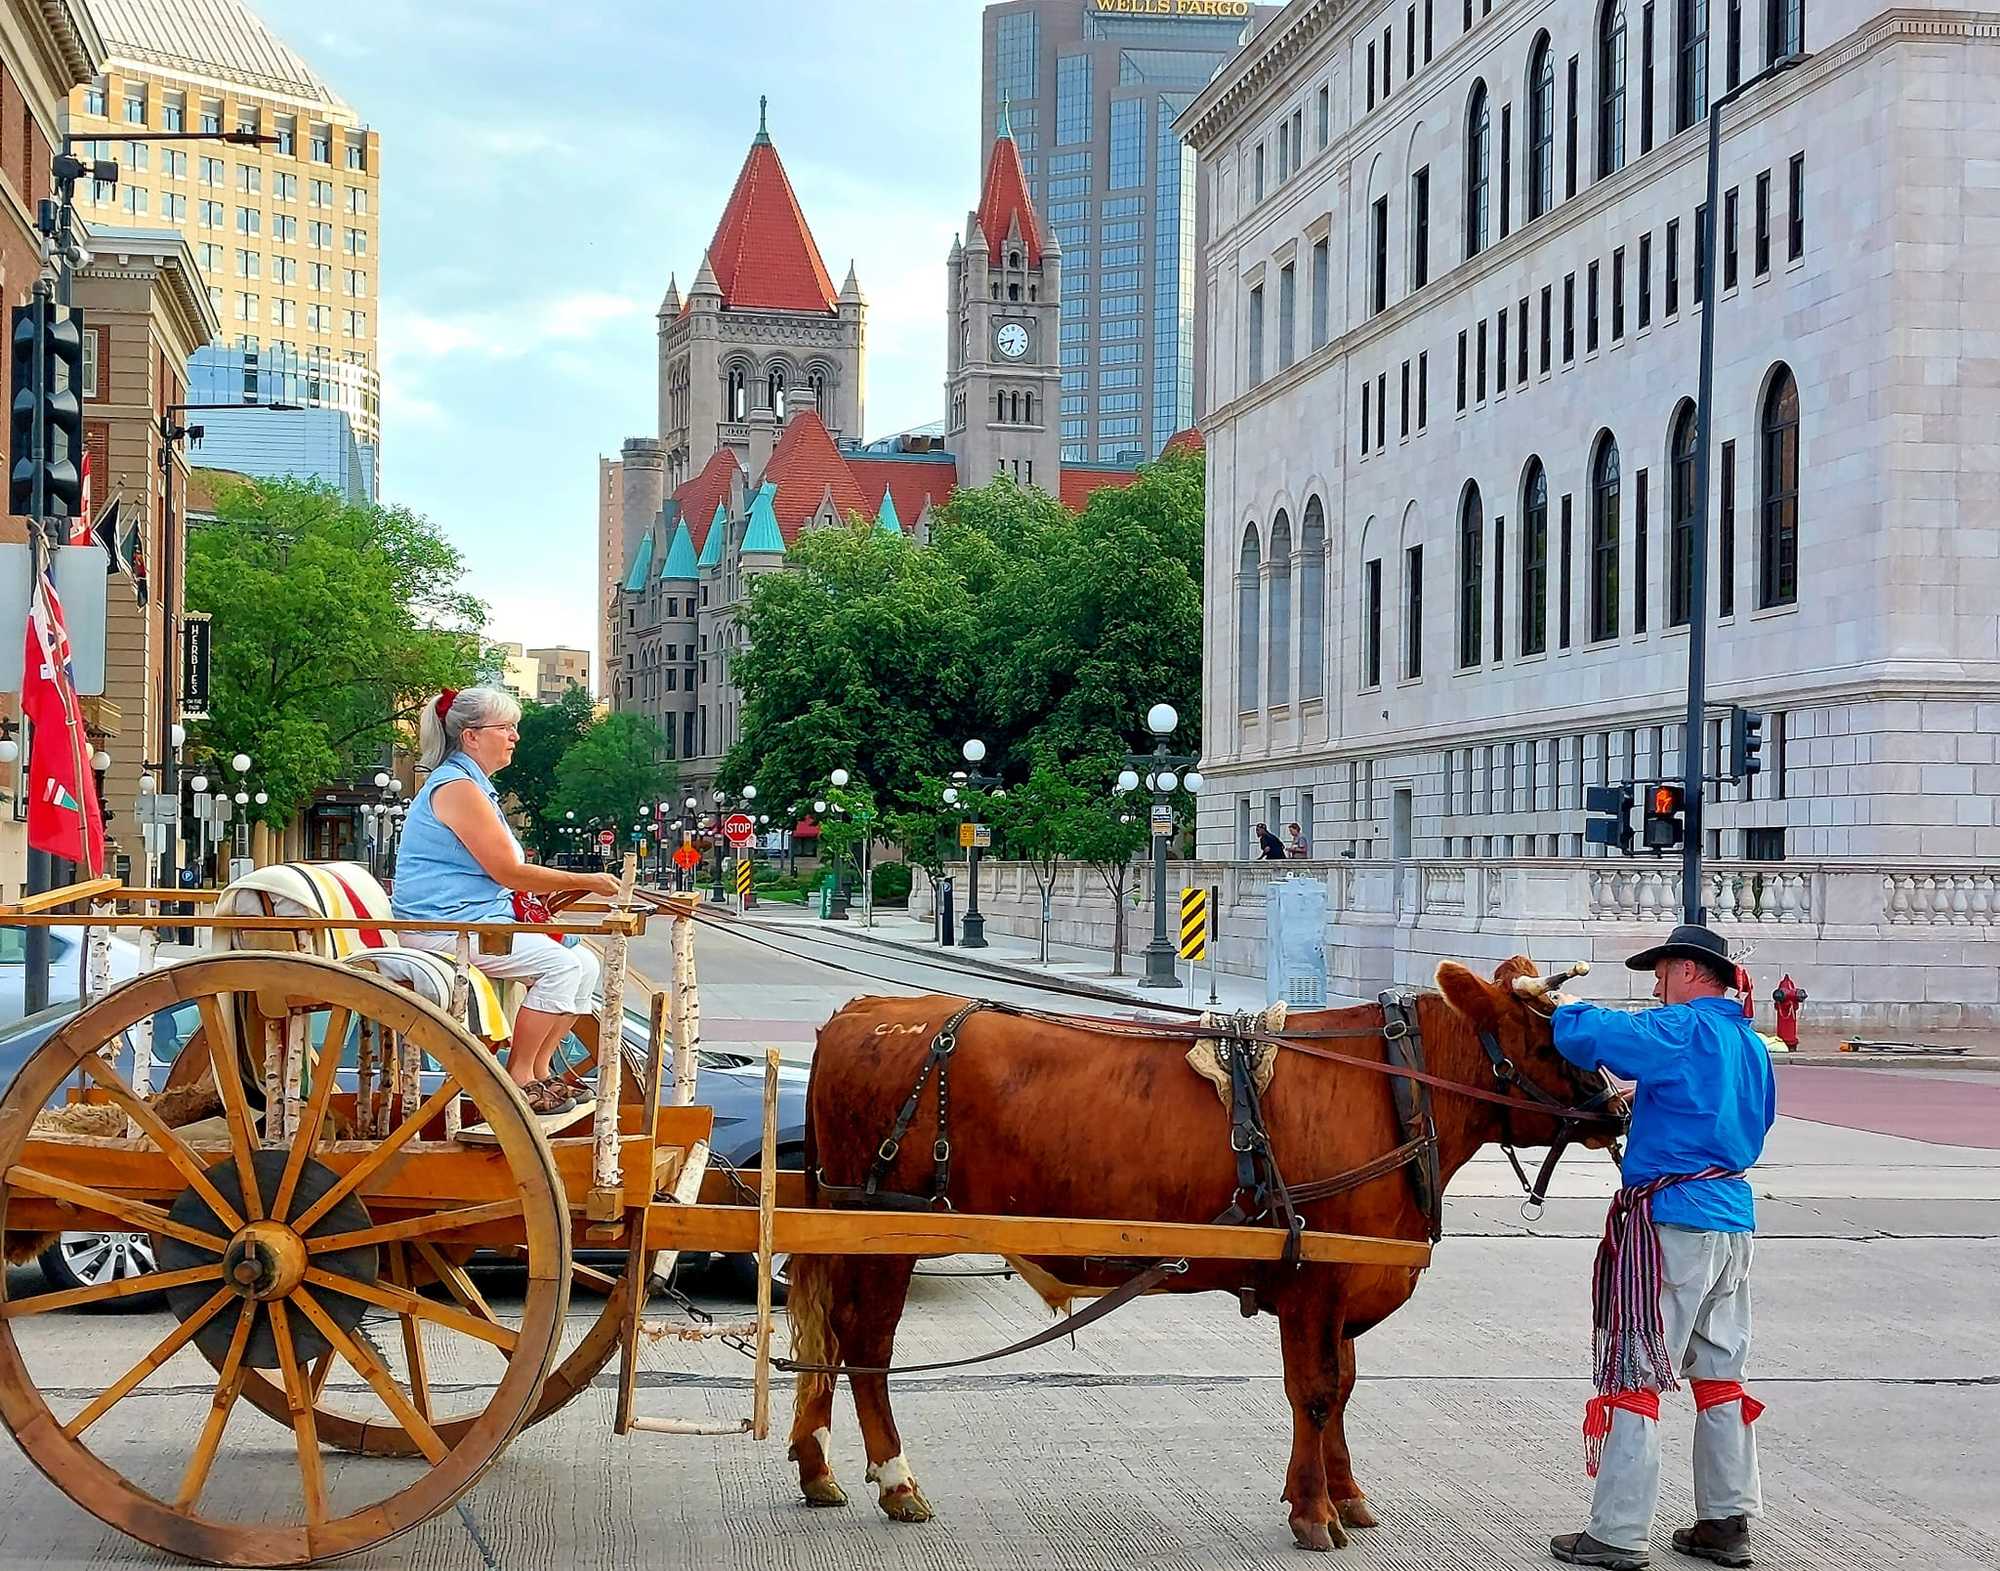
[1152,0,2000,1021]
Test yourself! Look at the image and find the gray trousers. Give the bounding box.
[1586,1226,1762,1550]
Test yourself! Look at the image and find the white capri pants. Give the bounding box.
[402,930,601,1015]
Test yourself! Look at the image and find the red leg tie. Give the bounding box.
[1583,1389,1661,1477]
[1691,1379,1765,1424]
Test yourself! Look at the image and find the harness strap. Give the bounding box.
[859,1001,979,1209]
[1379,991,1443,1243]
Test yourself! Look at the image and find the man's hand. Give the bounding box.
[1543,991,1582,1009]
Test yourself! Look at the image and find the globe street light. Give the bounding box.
[233,753,252,775]
[1125,702,1199,988]
[956,739,1001,948]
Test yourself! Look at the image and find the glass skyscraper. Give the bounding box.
[980,1,1272,461]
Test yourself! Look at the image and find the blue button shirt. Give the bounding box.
[390,753,515,924]
[1552,995,1776,1232]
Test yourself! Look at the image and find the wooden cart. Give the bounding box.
[0,870,1431,1567]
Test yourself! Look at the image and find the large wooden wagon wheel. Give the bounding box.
[0,953,571,1568]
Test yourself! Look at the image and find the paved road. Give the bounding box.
[0,919,1993,1569]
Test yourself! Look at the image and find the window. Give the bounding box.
[1518,294,1530,383]
[1457,329,1468,412]
[1566,56,1580,198]
[345,269,368,298]
[163,149,188,180]
[1248,283,1265,384]
[1669,401,1699,625]
[1404,546,1425,679]
[162,192,188,221]
[1459,485,1485,668]
[124,87,146,125]
[1522,460,1549,654]
[1279,263,1297,368]
[1635,467,1650,632]
[1383,28,1393,96]
[238,164,261,194]
[1056,54,1092,145]
[1402,359,1411,436]
[310,126,332,163]
[346,137,368,172]
[1727,0,1742,87]
[1368,43,1377,112]
[1280,109,1293,180]
[1677,0,1708,132]
[1255,143,1266,201]
[235,292,258,322]
[309,263,332,291]
[310,222,334,248]
[1639,232,1653,326]
[1666,217,1681,312]
[1587,260,1600,351]
[1411,167,1431,288]
[198,242,223,270]
[1362,381,1372,454]
[1642,4,1657,152]
[310,179,332,207]
[1600,0,1629,176]
[1364,558,1384,688]
[1311,237,1331,349]
[1719,439,1737,616]
[235,248,260,279]
[1268,512,1293,707]
[238,207,261,235]
[1301,500,1327,700]
[1694,202,1709,304]
[1407,5,1416,74]
[1238,527,1262,710]
[1767,0,1802,62]
[345,228,369,257]
[1529,37,1556,219]
[1109,99,1145,189]
[1292,108,1305,171]
[1724,186,1739,288]
[273,299,296,328]
[200,98,221,135]
[1560,493,1575,646]
[272,214,297,242]
[1419,351,1430,427]
[1492,511,1506,662]
[1498,307,1509,391]
[1591,433,1621,640]
[346,187,368,214]
[84,77,105,116]
[1477,319,1488,401]
[274,172,297,201]
[199,200,224,227]
[1372,197,1389,314]
[275,115,296,155]
[200,156,224,185]
[1759,364,1799,606]
[1788,152,1804,259]
[1612,248,1626,338]
[1563,272,1576,361]
[1754,170,1771,274]
[344,309,366,338]
[1377,372,1387,449]
[1318,84,1330,147]
[120,185,148,216]
[1500,106,1512,239]
[1426,0,1435,59]
[1465,82,1491,258]
[1541,284,1553,372]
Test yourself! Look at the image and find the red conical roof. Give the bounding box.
[976,127,1043,268]
[701,117,839,314]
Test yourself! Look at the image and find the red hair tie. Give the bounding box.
[436,689,458,720]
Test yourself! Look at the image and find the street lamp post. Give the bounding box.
[956,740,1002,948]
[1123,703,1201,989]
[828,768,879,927]
[1682,49,1810,924]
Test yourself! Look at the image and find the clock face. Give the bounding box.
[995,323,1030,360]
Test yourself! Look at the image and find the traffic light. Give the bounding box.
[1729,706,1764,779]
[1585,784,1635,853]
[9,301,85,520]
[1643,784,1686,851]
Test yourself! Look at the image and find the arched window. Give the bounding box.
[1268,511,1293,708]
[1010,250,1021,269]
[1590,433,1622,641]
[1008,281,1021,301]
[1766,0,1802,63]
[808,364,829,411]
[1237,525,1263,712]
[1521,459,1549,654]
[1458,484,1485,669]
[1528,38,1556,221]
[1465,81,1491,258]
[996,390,1008,423]
[1676,0,1708,132]
[1300,499,1327,701]
[1668,399,1699,625]
[1759,365,1799,607]
[726,363,748,421]
[1598,0,1628,178]
[1024,391,1035,424]
[765,362,787,414]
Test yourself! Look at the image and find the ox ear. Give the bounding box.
[1492,955,1538,990]
[1435,961,1507,1032]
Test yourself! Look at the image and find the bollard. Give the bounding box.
[938,876,955,946]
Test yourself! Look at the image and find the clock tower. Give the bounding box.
[948,103,1062,492]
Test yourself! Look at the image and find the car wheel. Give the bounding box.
[37,1232,164,1307]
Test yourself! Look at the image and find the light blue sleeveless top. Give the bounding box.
[390,753,516,922]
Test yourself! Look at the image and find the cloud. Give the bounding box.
[384,289,651,363]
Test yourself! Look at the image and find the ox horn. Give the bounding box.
[1511,960,1593,998]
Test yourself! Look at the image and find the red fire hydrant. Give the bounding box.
[1772,974,1807,1050]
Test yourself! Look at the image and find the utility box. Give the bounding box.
[1266,876,1329,1007]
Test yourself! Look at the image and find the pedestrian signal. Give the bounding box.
[1643,784,1685,851]
[1584,784,1635,854]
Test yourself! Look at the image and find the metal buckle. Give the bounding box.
[1493,1056,1518,1082]
[1381,1017,1410,1041]
[878,1138,900,1163]
[1230,1127,1256,1153]
[934,1032,958,1056]
[933,1137,951,1163]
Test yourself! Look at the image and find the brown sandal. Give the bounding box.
[521,1079,572,1116]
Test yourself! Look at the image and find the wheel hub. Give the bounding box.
[222,1219,308,1301]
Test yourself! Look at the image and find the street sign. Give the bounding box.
[180,612,212,719]
[735,859,753,898]
[596,829,613,847]
[958,822,991,849]
[1178,886,1209,960]
[723,812,755,847]
[1150,804,1174,838]
[672,843,701,871]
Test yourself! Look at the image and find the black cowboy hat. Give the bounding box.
[1625,922,1733,980]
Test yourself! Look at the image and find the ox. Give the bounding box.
[785,956,1623,1551]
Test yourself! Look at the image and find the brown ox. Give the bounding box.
[786,956,1621,1550]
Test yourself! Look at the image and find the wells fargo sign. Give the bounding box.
[1094,0,1253,16]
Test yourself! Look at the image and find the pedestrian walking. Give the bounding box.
[1542,923,1778,1570]
[1253,821,1286,859]
[1284,821,1309,857]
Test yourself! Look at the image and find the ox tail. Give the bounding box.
[788,1060,839,1408]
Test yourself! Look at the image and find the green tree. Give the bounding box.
[1059,777,1151,976]
[990,765,1090,903]
[185,475,486,826]
[504,686,597,853]
[550,714,676,838]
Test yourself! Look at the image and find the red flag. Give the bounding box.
[69,446,94,547]
[21,571,105,874]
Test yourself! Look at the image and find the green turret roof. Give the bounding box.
[697,501,727,569]
[740,481,785,554]
[875,486,901,535]
[659,516,699,580]
[621,530,655,592]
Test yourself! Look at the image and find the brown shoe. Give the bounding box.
[1672,1517,1751,1567]
[521,1079,572,1116]
[1552,1531,1650,1569]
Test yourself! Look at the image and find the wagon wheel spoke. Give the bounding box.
[413,1241,501,1326]
[174,1299,258,1511]
[271,1006,352,1222]
[63,1285,236,1439]
[386,1246,434,1424]
[197,993,265,1218]
[289,1079,462,1236]
[571,1261,619,1294]
[3,1260,223,1319]
[304,1198,524,1255]
[0,1167,225,1256]
[307,1348,335,1401]
[266,1299,329,1525]
[300,1267,518,1353]
[291,1284,449,1465]
[74,1055,245,1232]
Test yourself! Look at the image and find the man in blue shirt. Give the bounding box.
[1546,924,1778,1571]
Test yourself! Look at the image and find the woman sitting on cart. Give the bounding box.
[392,685,623,1115]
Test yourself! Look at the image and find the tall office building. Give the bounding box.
[65,0,382,471]
[980,0,1272,462]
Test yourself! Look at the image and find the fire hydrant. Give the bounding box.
[1772,974,1807,1050]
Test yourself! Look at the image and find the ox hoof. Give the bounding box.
[800,1474,848,1508]
[1337,1497,1379,1529]
[876,1483,934,1523]
[1290,1515,1348,1552]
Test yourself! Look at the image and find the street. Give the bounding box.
[0,918,1994,1571]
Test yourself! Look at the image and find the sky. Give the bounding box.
[254,0,987,664]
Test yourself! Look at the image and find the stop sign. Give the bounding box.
[597,830,614,847]
[723,813,755,847]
